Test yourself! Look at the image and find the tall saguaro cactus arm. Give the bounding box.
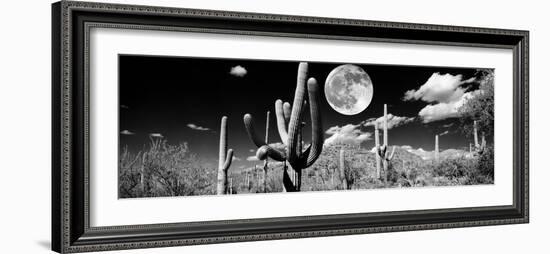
[286,63,324,169]
[243,114,286,161]
[243,62,324,192]
[218,116,234,169]
[217,116,234,195]
[287,62,310,165]
[305,78,324,167]
[275,100,290,145]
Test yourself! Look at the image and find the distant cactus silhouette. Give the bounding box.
[435,134,439,163]
[339,148,349,190]
[217,116,234,195]
[473,120,486,155]
[375,104,395,184]
[374,122,381,179]
[244,62,324,192]
[262,111,270,193]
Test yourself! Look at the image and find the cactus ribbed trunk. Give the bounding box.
[435,134,439,163]
[374,123,381,179]
[263,111,270,193]
[246,172,250,190]
[473,120,479,148]
[374,104,394,186]
[339,148,348,190]
[140,153,146,193]
[217,116,234,195]
[257,171,260,190]
[382,104,389,184]
[243,62,324,193]
[473,120,486,154]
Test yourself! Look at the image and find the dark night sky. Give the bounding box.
[119,55,489,170]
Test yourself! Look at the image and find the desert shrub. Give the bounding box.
[427,150,494,186]
[476,146,494,178]
[356,177,385,189]
[431,157,477,181]
[119,137,216,198]
[118,146,144,198]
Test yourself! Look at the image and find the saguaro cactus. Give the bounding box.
[245,171,251,191]
[374,123,381,179]
[339,148,349,190]
[262,111,270,193]
[244,62,324,192]
[140,152,146,193]
[376,104,396,184]
[473,120,486,154]
[217,116,234,195]
[435,134,439,163]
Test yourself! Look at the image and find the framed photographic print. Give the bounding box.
[51,1,529,253]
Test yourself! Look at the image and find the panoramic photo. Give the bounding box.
[118,55,494,198]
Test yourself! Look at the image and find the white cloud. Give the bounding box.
[369,146,377,153]
[149,133,164,138]
[401,145,433,160]
[403,73,475,103]
[229,65,247,77]
[362,113,415,129]
[232,156,242,161]
[404,73,477,123]
[246,143,286,161]
[417,91,476,123]
[324,124,371,146]
[120,130,135,135]
[186,123,211,131]
[246,156,259,162]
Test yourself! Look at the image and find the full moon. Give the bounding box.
[324,64,373,115]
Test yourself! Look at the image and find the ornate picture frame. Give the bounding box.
[52,1,529,253]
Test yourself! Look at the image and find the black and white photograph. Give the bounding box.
[118,55,495,198]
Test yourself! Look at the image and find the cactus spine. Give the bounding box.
[435,134,439,163]
[376,104,395,184]
[244,62,324,192]
[217,116,234,195]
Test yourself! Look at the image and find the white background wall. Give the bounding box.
[0,0,547,253]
